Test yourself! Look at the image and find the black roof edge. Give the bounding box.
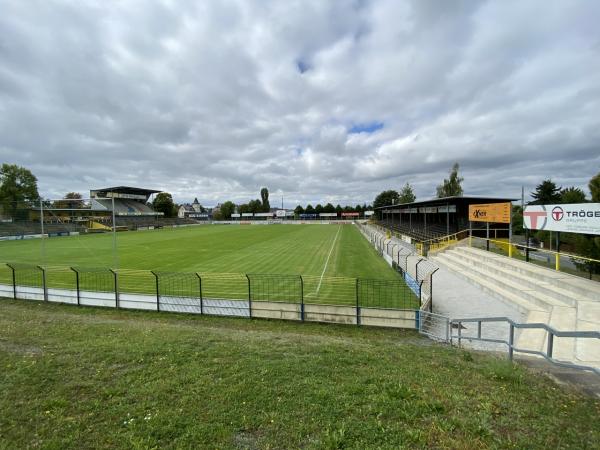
[375,195,519,210]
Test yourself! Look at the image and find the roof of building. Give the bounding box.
[91,186,161,195]
[376,195,518,210]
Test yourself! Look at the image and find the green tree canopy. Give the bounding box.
[589,171,600,202]
[248,199,262,213]
[373,190,399,211]
[238,203,250,214]
[54,192,83,209]
[530,179,561,204]
[294,205,304,216]
[152,192,177,217]
[305,204,315,214]
[260,187,270,212]
[335,204,343,213]
[315,204,324,214]
[560,187,586,204]
[436,163,463,198]
[323,203,335,213]
[219,201,235,219]
[399,182,416,203]
[0,164,39,218]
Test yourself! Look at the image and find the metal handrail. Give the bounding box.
[450,316,600,376]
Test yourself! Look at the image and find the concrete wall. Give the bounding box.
[360,308,417,328]
[252,301,301,320]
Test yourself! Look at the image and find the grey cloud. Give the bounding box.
[0,0,599,206]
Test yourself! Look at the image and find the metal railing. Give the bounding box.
[450,316,600,376]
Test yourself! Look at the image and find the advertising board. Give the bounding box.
[523,203,600,235]
[468,203,511,223]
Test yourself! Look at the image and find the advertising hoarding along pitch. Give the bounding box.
[524,203,600,235]
[468,203,511,223]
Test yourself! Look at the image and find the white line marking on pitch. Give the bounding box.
[314,225,342,296]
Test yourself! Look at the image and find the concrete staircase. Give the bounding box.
[430,245,600,367]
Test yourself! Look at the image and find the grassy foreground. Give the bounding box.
[1,300,599,449]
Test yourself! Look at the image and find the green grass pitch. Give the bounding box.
[0,224,417,308]
[1,224,394,277]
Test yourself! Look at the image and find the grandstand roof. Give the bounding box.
[91,186,161,196]
[375,195,517,210]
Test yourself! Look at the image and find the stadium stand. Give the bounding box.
[375,196,514,243]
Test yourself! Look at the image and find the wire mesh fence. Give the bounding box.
[0,262,420,328]
[357,223,439,311]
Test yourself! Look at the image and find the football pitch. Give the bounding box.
[1,224,395,278]
[0,224,417,308]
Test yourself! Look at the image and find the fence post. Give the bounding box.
[196,273,203,315]
[109,269,119,309]
[299,275,304,322]
[355,278,361,326]
[151,271,159,312]
[508,324,514,361]
[547,332,554,359]
[37,265,48,301]
[7,264,16,299]
[457,321,462,348]
[245,274,252,318]
[71,267,80,306]
[415,258,424,282]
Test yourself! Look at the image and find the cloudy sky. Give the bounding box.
[1,0,599,207]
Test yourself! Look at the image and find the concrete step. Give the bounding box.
[455,247,600,300]
[548,306,577,362]
[445,249,577,307]
[518,310,550,353]
[431,254,545,316]
[439,252,566,312]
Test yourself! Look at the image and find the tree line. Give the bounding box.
[372,163,464,212]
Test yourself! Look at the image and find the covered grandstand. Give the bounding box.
[376,196,515,243]
[0,186,200,238]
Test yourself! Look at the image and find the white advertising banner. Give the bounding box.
[319,213,338,217]
[276,210,286,217]
[523,203,600,235]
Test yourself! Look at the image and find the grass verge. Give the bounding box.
[1,299,598,449]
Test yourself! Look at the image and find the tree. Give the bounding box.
[0,164,39,219]
[260,187,270,212]
[305,204,315,214]
[294,205,304,216]
[560,187,586,204]
[238,203,250,214]
[373,190,399,211]
[219,201,235,219]
[248,199,262,214]
[530,179,561,204]
[152,192,177,217]
[335,204,343,214]
[54,192,83,209]
[589,172,600,202]
[436,163,463,198]
[399,182,416,203]
[315,204,324,215]
[323,203,335,213]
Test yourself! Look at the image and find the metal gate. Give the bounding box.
[418,311,450,342]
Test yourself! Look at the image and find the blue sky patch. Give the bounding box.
[349,121,384,134]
